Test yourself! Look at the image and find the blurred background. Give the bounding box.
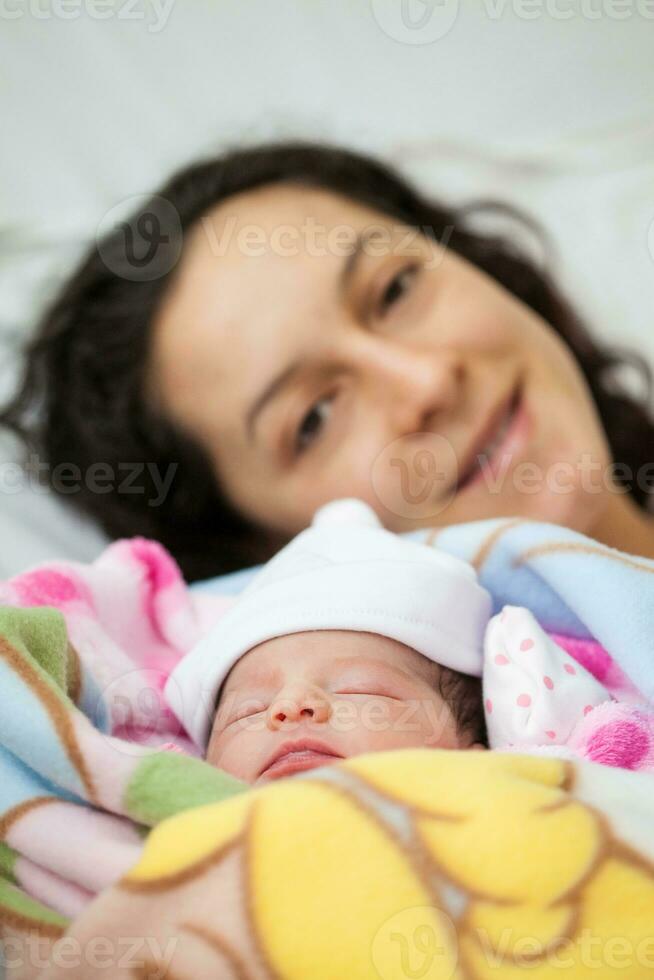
[1,0,653,574]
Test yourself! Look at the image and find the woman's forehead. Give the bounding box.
[178,183,415,302]
[156,185,376,348]
[196,183,388,244]
[150,187,394,427]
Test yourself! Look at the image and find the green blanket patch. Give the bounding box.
[0,876,68,932]
[126,751,247,827]
[0,844,17,886]
[0,606,76,699]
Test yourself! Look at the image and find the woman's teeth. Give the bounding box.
[454,386,526,494]
[478,409,513,462]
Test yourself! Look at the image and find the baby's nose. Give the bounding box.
[269,688,332,726]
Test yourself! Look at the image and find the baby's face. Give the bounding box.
[207,629,478,784]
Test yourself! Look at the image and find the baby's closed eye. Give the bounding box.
[221,698,269,727]
[334,687,403,700]
[332,669,412,701]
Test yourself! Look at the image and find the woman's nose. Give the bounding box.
[267,685,332,729]
[361,337,463,435]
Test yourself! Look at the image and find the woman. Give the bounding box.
[3,142,654,580]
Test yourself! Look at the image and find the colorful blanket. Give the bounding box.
[0,541,248,976]
[1,521,654,977]
[28,753,654,978]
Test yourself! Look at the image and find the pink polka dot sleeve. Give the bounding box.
[483,606,611,750]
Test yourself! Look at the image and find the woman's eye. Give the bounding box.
[377,263,419,316]
[294,395,334,455]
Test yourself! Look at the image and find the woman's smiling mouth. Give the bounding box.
[455,384,530,494]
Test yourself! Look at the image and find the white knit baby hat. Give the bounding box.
[166,498,492,749]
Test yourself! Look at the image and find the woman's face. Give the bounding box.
[150,185,612,541]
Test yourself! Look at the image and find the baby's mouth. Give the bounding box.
[259,740,344,781]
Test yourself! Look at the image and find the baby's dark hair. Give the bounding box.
[434,667,487,747]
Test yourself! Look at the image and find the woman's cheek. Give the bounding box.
[428,260,516,353]
[296,436,383,525]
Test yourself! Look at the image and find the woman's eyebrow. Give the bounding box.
[339,230,375,290]
[246,359,303,443]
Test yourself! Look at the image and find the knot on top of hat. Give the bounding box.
[312,498,383,529]
[243,550,332,594]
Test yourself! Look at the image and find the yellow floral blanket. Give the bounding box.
[37,749,654,979]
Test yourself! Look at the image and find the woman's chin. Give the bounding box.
[434,473,608,537]
[503,484,608,536]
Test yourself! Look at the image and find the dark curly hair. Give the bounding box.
[2,141,653,581]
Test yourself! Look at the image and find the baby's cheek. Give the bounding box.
[341,699,453,754]
[207,727,262,782]
[205,728,229,769]
[386,697,462,751]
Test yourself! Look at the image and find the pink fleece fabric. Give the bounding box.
[0,538,235,750]
[484,606,653,773]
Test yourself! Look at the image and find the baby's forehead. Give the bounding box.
[223,629,431,689]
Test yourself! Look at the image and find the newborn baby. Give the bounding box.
[166,498,654,781]
[207,628,486,784]
[167,498,492,782]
